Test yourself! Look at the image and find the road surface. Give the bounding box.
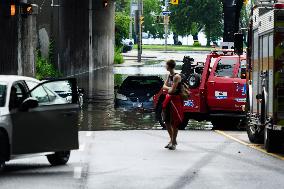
[1,130,284,189]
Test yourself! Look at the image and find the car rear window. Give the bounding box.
[215,58,237,77]
[0,84,7,107]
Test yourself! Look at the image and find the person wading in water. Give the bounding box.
[162,60,184,150]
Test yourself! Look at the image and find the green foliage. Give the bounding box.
[193,41,201,47]
[115,12,130,47]
[36,42,61,80]
[170,0,223,45]
[143,0,164,38]
[114,47,124,64]
[114,74,124,87]
[116,0,130,13]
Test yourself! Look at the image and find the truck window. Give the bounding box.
[214,59,237,77]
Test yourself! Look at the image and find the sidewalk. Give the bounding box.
[116,50,209,67]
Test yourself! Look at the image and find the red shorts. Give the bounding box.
[162,94,184,128]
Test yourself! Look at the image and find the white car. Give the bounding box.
[0,75,80,171]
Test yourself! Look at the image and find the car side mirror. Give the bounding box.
[20,97,39,111]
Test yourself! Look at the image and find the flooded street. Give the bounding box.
[78,52,213,131]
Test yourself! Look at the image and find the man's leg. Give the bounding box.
[172,127,178,145]
[166,123,173,143]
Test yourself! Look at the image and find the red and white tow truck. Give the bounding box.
[154,50,247,130]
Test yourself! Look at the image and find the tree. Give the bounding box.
[201,0,223,46]
[115,12,130,47]
[116,0,130,13]
[142,0,164,38]
[169,0,223,45]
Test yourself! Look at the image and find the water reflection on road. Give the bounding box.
[78,59,212,131]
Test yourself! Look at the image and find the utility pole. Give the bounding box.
[164,0,169,52]
[129,0,133,39]
[137,0,143,62]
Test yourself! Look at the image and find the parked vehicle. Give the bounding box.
[115,76,163,111]
[246,1,284,153]
[122,39,134,53]
[0,76,80,171]
[154,50,247,130]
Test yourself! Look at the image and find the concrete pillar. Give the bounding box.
[19,13,38,77]
[92,0,115,69]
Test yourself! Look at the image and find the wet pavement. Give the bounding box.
[77,52,212,131]
[2,131,284,189]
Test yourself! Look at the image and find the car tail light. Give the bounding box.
[275,3,284,9]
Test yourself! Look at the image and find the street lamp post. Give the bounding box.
[164,0,169,52]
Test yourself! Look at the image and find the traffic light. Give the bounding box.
[103,0,108,8]
[171,0,179,5]
[21,3,33,16]
[140,16,144,25]
[244,0,249,5]
[2,0,17,17]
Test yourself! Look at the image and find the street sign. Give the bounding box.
[162,11,171,15]
[171,0,179,5]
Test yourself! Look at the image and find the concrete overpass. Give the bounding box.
[0,0,115,81]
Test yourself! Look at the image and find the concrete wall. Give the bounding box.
[35,0,115,77]
[0,0,115,81]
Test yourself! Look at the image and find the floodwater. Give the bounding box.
[78,54,212,131]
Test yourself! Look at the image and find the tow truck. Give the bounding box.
[246,0,284,152]
[154,50,247,130]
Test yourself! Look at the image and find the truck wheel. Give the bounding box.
[155,94,166,129]
[187,74,201,89]
[47,151,70,166]
[264,127,281,153]
[179,114,190,130]
[246,121,264,144]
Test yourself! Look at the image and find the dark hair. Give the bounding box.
[166,59,176,69]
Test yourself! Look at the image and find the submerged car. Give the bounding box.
[0,76,80,171]
[115,76,163,111]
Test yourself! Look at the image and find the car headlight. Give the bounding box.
[116,93,128,101]
[149,97,154,102]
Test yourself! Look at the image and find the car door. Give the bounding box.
[11,78,79,155]
[207,57,239,111]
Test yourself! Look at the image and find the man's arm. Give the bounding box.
[163,75,171,91]
[168,75,181,94]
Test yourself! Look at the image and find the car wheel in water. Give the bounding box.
[47,151,71,166]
